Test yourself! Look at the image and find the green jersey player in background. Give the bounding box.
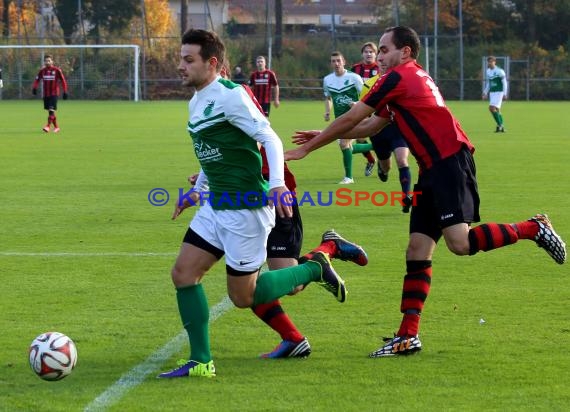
[482,56,508,132]
[323,51,370,184]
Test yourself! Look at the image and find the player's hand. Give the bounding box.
[274,98,280,108]
[292,130,321,145]
[481,94,486,100]
[63,93,68,100]
[285,147,309,162]
[503,95,508,100]
[268,186,293,219]
[172,191,201,220]
[188,173,199,186]
[32,88,37,95]
[324,113,330,121]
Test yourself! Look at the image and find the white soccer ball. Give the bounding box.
[29,332,77,381]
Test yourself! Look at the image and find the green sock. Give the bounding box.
[253,261,321,305]
[352,142,373,153]
[176,284,211,363]
[341,148,353,178]
[497,112,504,126]
[492,111,501,126]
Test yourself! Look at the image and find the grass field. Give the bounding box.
[1,99,569,412]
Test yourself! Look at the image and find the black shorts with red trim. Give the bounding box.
[410,147,480,242]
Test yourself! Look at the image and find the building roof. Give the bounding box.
[229,0,376,23]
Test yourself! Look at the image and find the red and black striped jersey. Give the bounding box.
[362,60,474,171]
[249,70,278,105]
[351,62,380,81]
[32,66,68,97]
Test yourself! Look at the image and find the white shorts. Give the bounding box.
[489,92,504,108]
[189,202,275,272]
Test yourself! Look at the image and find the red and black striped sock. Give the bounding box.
[397,260,432,337]
[468,223,520,255]
[251,300,304,342]
[300,240,336,262]
[512,220,539,240]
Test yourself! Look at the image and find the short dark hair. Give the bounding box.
[384,26,420,59]
[181,29,225,70]
[487,56,496,62]
[330,51,344,59]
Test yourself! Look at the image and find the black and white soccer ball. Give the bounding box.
[29,332,77,381]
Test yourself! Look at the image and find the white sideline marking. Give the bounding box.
[0,252,176,257]
[83,296,234,412]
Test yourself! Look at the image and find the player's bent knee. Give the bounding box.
[170,265,200,287]
[445,240,470,256]
[228,292,253,308]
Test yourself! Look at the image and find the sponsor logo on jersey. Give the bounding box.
[194,141,222,163]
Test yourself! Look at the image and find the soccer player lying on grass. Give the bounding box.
[158,29,368,379]
[286,26,567,358]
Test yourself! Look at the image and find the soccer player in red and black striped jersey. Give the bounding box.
[249,55,280,117]
[32,55,68,133]
[287,26,566,357]
[351,41,381,81]
[351,42,380,176]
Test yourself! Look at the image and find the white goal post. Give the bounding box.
[0,44,140,101]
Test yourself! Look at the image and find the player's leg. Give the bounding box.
[354,138,376,176]
[489,93,504,132]
[394,145,412,213]
[370,129,391,182]
[436,149,565,262]
[49,97,59,131]
[338,139,354,183]
[256,204,311,359]
[42,98,51,132]
[158,225,222,378]
[369,178,439,358]
[213,206,341,307]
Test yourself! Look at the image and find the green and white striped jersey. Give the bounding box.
[187,77,270,210]
[323,71,364,118]
[484,66,507,94]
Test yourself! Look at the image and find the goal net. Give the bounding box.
[0,45,140,101]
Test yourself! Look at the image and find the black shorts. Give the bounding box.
[43,96,58,111]
[267,202,303,259]
[409,147,480,242]
[260,103,271,117]
[370,123,408,161]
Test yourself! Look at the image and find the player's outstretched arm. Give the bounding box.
[285,102,376,161]
[291,130,321,145]
[343,115,389,140]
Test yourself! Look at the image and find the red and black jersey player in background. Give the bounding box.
[287,26,566,358]
[32,54,69,133]
[248,55,280,117]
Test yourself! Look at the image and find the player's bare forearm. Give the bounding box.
[343,116,389,140]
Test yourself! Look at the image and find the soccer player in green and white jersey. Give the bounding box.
[158,29,368,379]
[323,51,370,184]
[482,56,508,132]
